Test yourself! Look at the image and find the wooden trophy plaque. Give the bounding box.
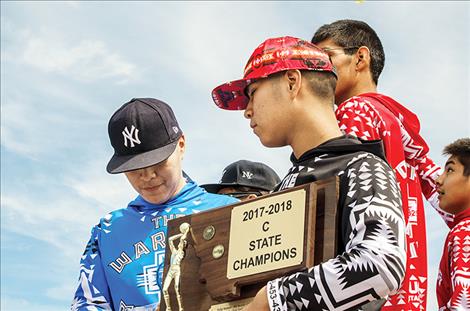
[161,177,339,311]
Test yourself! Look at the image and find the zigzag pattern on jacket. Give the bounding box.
[270,151,406,311]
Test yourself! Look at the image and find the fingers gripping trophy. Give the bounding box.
[162,222,190,311]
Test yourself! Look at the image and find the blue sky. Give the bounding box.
[1,1,469,310]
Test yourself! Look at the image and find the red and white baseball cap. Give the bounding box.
[212,36,336,110]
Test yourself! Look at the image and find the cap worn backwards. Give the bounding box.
[106,98,182,174]
[212,36,337,111]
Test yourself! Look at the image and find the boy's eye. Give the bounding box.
[249,89,256,98]
[446,167,454,173]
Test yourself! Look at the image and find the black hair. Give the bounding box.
[443,138,470,176]
[311,19,385,85]
[268,70,336,106]
[301,71,336,106]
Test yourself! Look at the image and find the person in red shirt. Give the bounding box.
[435,138,470,310]
[311,19,452,310]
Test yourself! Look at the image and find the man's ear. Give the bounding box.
[355,46,371,71]
[284,70,302,97]
[178,135,186,159]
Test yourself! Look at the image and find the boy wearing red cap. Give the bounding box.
[311,20,449,309]
[435,138,470,310]
[213,37,406,311]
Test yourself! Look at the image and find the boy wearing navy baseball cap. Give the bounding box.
[72,98,237,310]
[201,160,281,201]
[213,37,406,311]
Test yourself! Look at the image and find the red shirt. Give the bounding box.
[336,93,452,310]
[437,208,470,310]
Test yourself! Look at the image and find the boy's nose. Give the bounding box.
[141,167,156,181]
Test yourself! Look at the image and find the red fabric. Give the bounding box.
[437,208,470,310]
[336,93,450,310]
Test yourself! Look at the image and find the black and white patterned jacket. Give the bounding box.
[268,135,406,311]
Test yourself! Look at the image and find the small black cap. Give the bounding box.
[201,160,281,193]
[106,98,182,174]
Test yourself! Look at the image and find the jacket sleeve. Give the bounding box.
[396,114,454,225]
[337,98,454,226]
[416,155,454,225]
[445,223,470,310]
[71,225,113,311]
[266,154,406,311]
[336,100,382,141]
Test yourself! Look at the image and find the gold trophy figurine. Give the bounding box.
[162,222,190,311]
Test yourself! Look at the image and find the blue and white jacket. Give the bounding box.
[71,181,237,310]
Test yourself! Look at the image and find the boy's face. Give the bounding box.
[124,137,186,205]
[316,38,357,105]
[243,74,293,148]
[436,155,470,215]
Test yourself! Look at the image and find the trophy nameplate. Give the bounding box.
[161,177,339,311]
[227,189,305,279]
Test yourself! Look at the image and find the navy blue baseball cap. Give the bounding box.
[201,160,281,193]
[106,98,182,174]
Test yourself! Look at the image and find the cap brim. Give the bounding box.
[200,181,272,194]
[200,182,240,194]
[212,79,251,110]
[106,141,178,174]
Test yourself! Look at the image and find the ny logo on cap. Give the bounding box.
[122,125,141,148]
[242,171,253,179]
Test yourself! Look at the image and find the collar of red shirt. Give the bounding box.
[449,208,470,229]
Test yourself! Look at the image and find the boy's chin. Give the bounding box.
[258,136,285,148]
